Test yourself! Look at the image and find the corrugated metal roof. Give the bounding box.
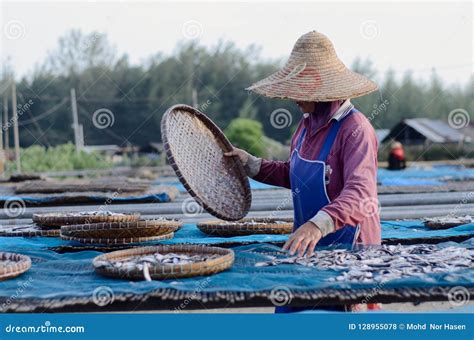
[403,118,464,143]
[376,129,390,142]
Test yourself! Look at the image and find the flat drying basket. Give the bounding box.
[60,219,182,239]
[0,252,31,281]
[0,224,60,237]
[60,232,174,246]
[423,217,472,230]
[33,212,141,227]
[93,244,234,280]
[197,217,294,237]
[161,104,251,221]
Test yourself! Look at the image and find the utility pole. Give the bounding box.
[11,79,21,173]
[0,84,5,177]
[192,88,198,108]
[3,90,8,155]
[70,88,80,153]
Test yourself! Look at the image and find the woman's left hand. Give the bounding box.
[283,222,322,257]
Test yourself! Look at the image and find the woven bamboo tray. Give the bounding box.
[60,219,182,239]
[93,244,234,280]
[33,212,141,227]
[0,224,60,237]
[423,216,472,230]
[197,217,294,236]
[15,180,149,194]
[161,104,251,221]
[61,232,174,246]
[0,252,31,281]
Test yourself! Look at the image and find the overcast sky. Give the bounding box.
[1,0,473,84]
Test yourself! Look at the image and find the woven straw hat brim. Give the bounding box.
[246,31,378,101]
[0,252,31,281]
[93,244,234,280]
[247,67,378,102]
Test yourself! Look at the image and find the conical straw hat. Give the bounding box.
[246,31,378,101]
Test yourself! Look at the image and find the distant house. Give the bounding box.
[382,118,474,146]
[375,129,390,143]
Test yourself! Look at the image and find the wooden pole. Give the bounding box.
[3,91,9,155]
[70,88,80,153]
[0,85,5,176]
[11,79,21,173]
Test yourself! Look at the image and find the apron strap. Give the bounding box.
[295,128,307,151]
[316,108,355,162]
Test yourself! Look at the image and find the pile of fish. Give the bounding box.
[95,252,221,272]
[255,244,473,283]
[69,211,127,216]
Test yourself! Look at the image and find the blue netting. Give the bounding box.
[0,237,472,300]
[155,165,474,190]
[378,165,474,186]
[161,220,474,245]
[0,192,171,204]
[153,178,278,192]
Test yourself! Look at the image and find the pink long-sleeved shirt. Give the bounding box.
[253,102,381,245]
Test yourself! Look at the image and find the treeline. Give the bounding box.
[1,29,473,148]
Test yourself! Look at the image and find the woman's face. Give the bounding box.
[295,101,315,114]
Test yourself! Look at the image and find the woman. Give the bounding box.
[225,31,381,256]
[388,141,407,170]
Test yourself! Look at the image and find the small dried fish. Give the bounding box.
[95,252,221,272]
[254,244,474,283]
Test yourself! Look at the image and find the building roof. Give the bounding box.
[383,118,472,144]
[375,129,390,143]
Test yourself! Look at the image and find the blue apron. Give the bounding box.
[275,108,359,313]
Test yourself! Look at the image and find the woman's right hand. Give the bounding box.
[224,147,250,166]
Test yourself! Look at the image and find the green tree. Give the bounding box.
[224,118,266,157]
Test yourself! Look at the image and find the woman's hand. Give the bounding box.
[224,147,250,165]
[283,222,322,257]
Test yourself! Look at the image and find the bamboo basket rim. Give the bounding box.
[161,104,251,221]
[61,232,174,245]
[93,244,234,280]
[0,224,60,237]
[32,212,141,227]
[197,217,293,236]
[61,219,182,233]
[0,252,32,281]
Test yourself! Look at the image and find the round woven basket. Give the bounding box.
[33,212,141,227]
[61,232,174,246]
[197,217,294,237]
[0,224,60,237]
[61,219,182,239]
[161,104,251,221]
[0,252,32,281]
[424,220,471,230]
[93,244,234,280]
